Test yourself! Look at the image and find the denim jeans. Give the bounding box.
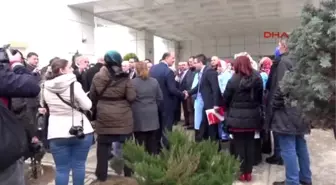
[277,133,312,185]
[50,134,93,185]
[0,159,25,185]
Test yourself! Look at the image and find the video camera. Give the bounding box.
[0,44,22,63]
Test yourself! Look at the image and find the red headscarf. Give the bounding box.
[259,57,273,75]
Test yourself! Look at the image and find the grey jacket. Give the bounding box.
[131,77,163,132]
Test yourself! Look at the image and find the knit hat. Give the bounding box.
[104,50,122,67]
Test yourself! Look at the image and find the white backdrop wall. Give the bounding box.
[0,0,95,68]
[180,35,279,61]
[94,25,136,59]
[154,36,176,64]
[0,0,177,67]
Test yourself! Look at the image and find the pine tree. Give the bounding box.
[281,0,336,128]
[123,130,240,185]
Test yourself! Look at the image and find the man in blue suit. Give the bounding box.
[150,52,186,148]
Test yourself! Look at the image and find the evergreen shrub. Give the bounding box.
[123,53,139,61]
[281,0,336,128]
[123,130,240,185]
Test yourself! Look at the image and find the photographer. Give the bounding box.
[43,58,93,185]
[0,48,41,185]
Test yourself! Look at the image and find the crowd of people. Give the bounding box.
[0,38,312,185]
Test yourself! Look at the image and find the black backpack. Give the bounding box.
[0,102,29,171]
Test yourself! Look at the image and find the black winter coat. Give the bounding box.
[223,71,263,129]
[82,63,104,92]
[270,55,310,135]
[265,58,280,128]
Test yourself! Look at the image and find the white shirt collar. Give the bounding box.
[200,65,206,73]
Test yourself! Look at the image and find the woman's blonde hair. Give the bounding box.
[135,61,149,80]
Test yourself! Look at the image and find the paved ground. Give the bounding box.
[25,129,336,185]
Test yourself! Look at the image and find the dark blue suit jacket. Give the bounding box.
[149,62,184,114]
[179,70,195,91]
[189,65,222,109]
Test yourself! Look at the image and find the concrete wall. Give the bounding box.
[0,0,95,67]
[179,35,279,61]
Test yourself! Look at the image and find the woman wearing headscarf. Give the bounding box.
[90,50,136,182]
[259,57,273,89]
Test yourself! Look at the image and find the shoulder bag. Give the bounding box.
[91,78,128,120]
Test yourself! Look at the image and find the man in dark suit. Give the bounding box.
[186,54,222,142]
[150,52,186,148]
[178,61,195,129]
[128,58,137,79]
[82,57,105,92]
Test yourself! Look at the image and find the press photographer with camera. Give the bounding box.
[43,58,94,185]
[0,46,41,185]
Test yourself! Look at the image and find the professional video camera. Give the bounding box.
[0,44,23,64]
[0,44,11,63]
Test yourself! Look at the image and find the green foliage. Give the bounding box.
[281,0,336,128]
[123,53,139,61]
[123,130,240,185]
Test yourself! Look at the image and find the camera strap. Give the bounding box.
[56,82,83,127]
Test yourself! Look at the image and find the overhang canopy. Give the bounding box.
[68,0,318,41]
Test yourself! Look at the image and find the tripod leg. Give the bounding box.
[31,158,38,179]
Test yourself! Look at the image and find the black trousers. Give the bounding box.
[195,108,219,142]
[134,130,159,155]
[159,110,175,149]
[254,138,262,165]
[230,132,255,174]
[95,137,132,181]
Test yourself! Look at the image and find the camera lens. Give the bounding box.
[77,130,85,139]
